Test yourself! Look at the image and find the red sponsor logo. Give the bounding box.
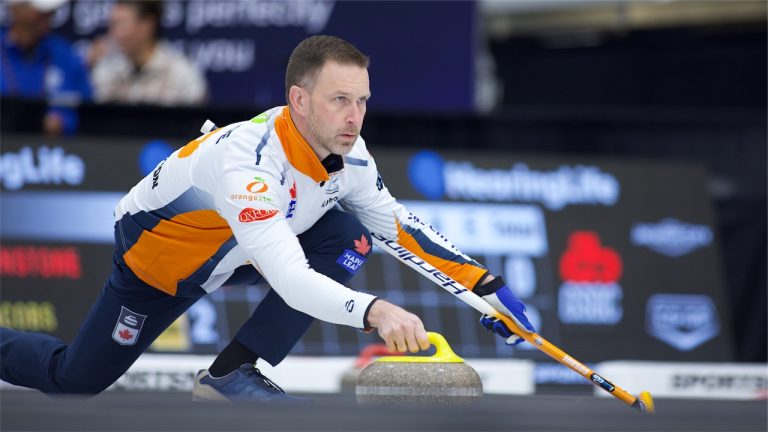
[119,329,134,341]
[353,235,371,255]
[0,246,82,279]
[559,231,622,283]
[238,208,278,222]
[289,182,297,199]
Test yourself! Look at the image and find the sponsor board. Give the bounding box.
[558,231,623,325]
[400,201,547,256]
[150,315,191,352]
[646,294,720,351]
[101,354,537,395]
[595,361,768,400]
[0,135,733,362]
[559,283,623,325]
[535,363,593,385]
[0,246,82,279]
[408,151,620,209]
[112,370,197,392]
[55,1,476,110]
[0,191,123,244]
[0,301,59,332]
[631,218,713,257]
[0,146,85,190]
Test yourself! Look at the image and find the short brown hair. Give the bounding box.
[285,35,369,103]
[116,0,163,40]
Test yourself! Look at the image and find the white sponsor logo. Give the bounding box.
[168,39,255,73]
[185,0,335,33]
[631,218,713,257]
[0,146,85,190]
[401,201,548,256]
[595,362,768,400]
[673,374,767,392]
[443,162,619,210]
[535,363,593,385]
[111,371,196,391]
[558,282,623,324]
[70,0,336,35]
[646,294,720,351]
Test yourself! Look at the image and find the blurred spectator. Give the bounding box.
[1,0,92,136]
[89,0,207,106]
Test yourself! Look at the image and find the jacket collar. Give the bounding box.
[274,106,330,183]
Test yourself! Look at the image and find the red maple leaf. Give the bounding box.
[289,182,297,199]
[119,329,134,340]
[354,235,371,255]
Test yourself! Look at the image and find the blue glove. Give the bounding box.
[476,277,535,346]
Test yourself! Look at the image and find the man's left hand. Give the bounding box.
[476,277,535,346]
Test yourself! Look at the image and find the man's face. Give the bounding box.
[109,4,154,56]
[8,4,52,50]
[304,61,370,156]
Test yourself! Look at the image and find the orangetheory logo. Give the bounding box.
[239,208,278,223]
[246,177,269,194]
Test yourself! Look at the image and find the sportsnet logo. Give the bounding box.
[631,218,713,257]
[112,306,147,346]
[646,294,720,351]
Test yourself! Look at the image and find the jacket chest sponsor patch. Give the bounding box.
[336,249,367,274]
[112,306,147,346]
[239,207,278,222]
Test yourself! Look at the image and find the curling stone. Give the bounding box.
[340,344,403,393]
[355,332,483,405]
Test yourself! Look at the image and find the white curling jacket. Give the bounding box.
[114,106,488,329]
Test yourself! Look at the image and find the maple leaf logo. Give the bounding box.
[289,182,297,199]
[119,329,133,340]
[354,235,371,255]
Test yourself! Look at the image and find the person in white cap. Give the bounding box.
[1,0,92,135]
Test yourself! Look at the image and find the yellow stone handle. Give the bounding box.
[376,332,465,363]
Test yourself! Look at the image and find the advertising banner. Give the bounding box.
[0,135,734,363]
[1,0,477,111]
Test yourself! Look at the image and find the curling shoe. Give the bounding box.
[192,363,294,402]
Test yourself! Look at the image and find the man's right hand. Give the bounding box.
[365,300,430,353]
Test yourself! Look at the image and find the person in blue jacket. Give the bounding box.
[1,0,91,135]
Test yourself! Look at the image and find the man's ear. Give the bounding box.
[288,85,307,116]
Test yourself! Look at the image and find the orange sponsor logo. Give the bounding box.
[246,176,269,194]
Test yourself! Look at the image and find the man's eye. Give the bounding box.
[336,96,347,103]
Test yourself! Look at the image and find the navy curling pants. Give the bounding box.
[0,209,371,394]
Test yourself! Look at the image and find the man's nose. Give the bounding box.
[346,104,363,125]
